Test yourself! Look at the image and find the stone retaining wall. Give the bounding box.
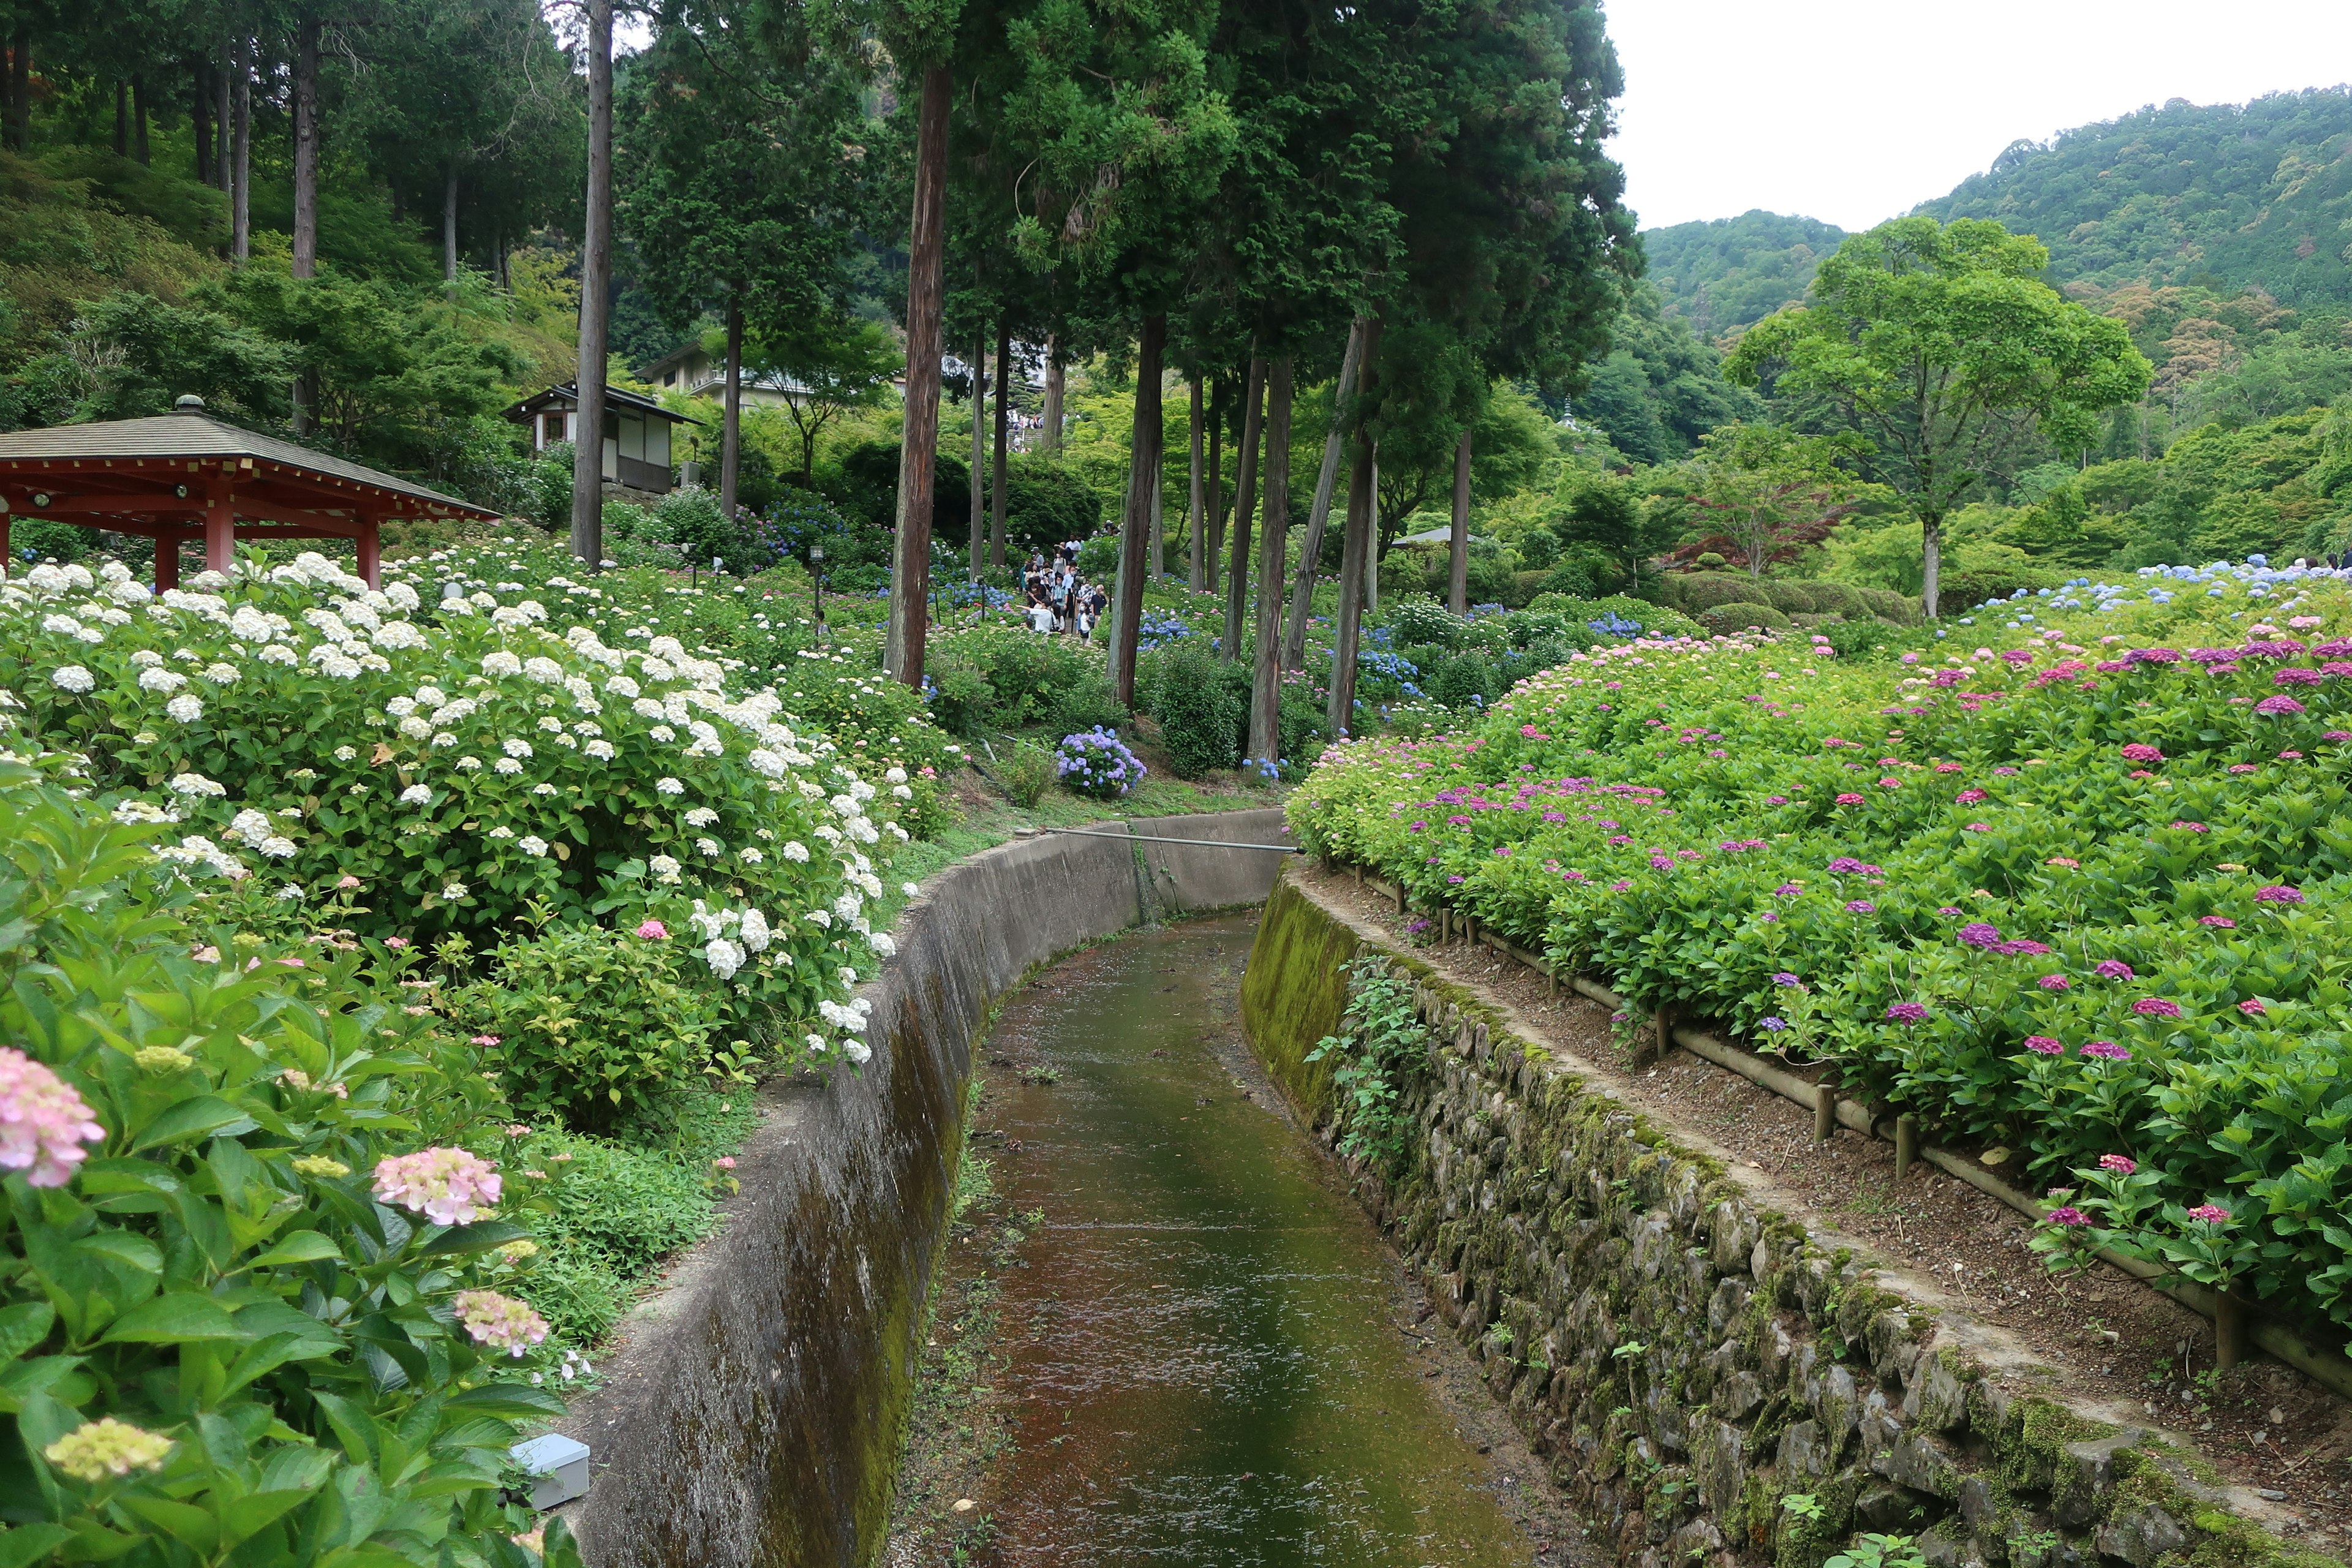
[1242,869,2336,1568]
[554,810,1292,1568]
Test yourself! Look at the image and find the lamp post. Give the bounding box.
[808,542,826,649]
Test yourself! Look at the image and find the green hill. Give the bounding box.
[1918,88,2352,307]
[1637,211,1847,337]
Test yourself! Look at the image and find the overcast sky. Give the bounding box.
[1605,0,2352,233]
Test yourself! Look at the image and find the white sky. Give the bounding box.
[1604,0,2352,233]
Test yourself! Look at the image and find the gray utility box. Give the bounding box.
[510,1433,592,1509]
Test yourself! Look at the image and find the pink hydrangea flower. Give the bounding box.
[471,1034,500,1047]
[2094,960,2135,981]
[0,1047,107,1186]
[2238,998,2266,1015]
[453,1289,549,1357]
[2023,1035,2064,1055]
[1963,822,1991,832]
[384,936,412,949]
[1955,788,1988,804]
[2187,1204,2230,1224]
[2037,975,2071,991]
[2045,1206,2090,1227]
[1884,1002,1928,1023]
[2081,1040,2131,1061]
[1835,792,1866,805]
[2255,885,2305,905]
[2133,997,2182,1017]
[2169,821,2207,832]
[2200,915,2236,929]
[2098,1154,2136,1174]
[2253,695,2305,715]
[636,919,670,940]
[2119,743,2164,763]
[372,1147,502,1226]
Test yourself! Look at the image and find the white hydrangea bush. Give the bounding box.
[0,554,902,1063]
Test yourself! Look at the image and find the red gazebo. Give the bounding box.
[0,396,500,591]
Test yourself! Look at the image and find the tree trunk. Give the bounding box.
[1449,426,1472,615]
[1040,342,1063,455]
[1365,454,1380,612]
[230,36,251,264]
[1111,314,1166,709]
[968,322,986,583]
[721,300,743,530]
[990,321,1010,570]
[568,0,615,569]
[442,164,460,285]
[193,65,213,184]
[115,80,128,156]
[214,41,232,192]
[1921,513,1941,619]
[1329,395,1378,735]
[292,18,320,279]
[1284,315,1371,671]
[1204,376,1224,592]
[132,74,149,164]
[1250,359,1294,764]
[1221,356,1265,662]
[6,26,28,154]
[885,62,951,687]
[1186,379,1205,593]
[1110,315,1166,710]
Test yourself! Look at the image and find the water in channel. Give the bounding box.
[921,913,1556,1567]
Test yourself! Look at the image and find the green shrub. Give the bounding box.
[1382,597,1464,650]
[1428,651,1499,709]
[1145,644,1243,777]
[459,922,715,1134]
[0,758,579,1567]
[1049,669,1128,737]
[1537,559,1596,598]
[1697,601,1793,633]
[8,516,88,564]
[995,742,1059,807]
[1820,617,1913,660]
[925,648,997,739]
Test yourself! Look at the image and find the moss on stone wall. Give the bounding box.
[1241,872,2342,1568]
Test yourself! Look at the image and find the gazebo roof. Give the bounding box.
[0,405,492,517]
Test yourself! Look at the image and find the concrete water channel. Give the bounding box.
[886,913,1588,1567]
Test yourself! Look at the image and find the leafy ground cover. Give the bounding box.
[1289,559,2352,1340]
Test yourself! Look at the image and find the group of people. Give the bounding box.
[1021,543,1107,639]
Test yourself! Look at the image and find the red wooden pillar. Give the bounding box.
[204,485,235,578]
[356,516,382,589]
[0,511,11,572]
[154,528,182,591]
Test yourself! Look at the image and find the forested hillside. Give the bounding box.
[1638,211,1847,337]
[1920,87,2352,306]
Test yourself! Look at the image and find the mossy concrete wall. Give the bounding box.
[1243,867,2337,1568]
[557,810,1292,1568]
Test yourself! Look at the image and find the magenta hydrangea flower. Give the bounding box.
[635,919,669,940]
[2038,974,2071,991]
[2132,997,2183,1017]
[2255,884,2305,904]
[1771,971,1803,987]
[2200,915,2236,929]
[1835,792,1866,805]
[2238,998,2267,1016]
[2253,695,2305,716]
[2023,1035,2064,1055]
[2169,820,2208,832]
[372,1147,502,1227]
[1845,900,1876,913]
[2274,668,2323,686]
[2187,1204,2231,1224]
[453,1289,551,1357]
[2081,1040,2132,1061]
[0,1047,107,1187]
[1958,922,2002,949]
[1773,883,1803,897]
[2119,743,2164,763]
[1955,788,1988,805]
[2045,1206,2090,1227]
[1884,1002,1928,1023]
[2098,1154,2136,1174]
[2093,960,2135,981]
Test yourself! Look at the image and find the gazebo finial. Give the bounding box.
[174,394,206,413]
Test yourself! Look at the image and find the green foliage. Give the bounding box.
[1574,282,1763,465]
[1289,562,2352,1337]
[1428,652,1501,709]
[0,758,576,1567]
[1824,1536,1928,1568]
[993,744,1060,809]
[1382,598,1468,651]
[1696,601,1792,634]
[1303,958,1433,1175]
[458,923,716,1133]
[1144,644,1242,778]
[1641,211,1850,339]
[1919,88,2352,307]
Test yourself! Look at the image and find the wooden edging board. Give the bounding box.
[1341,862,2352,1404]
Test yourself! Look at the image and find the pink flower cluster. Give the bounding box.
[0,1047,107,1186]
[2098,1153,2136,1174]
[2118,743,2164,763]
[372,1146,502,1226]
[453,1289,550,1356]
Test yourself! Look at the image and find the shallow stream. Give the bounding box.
[897,913,1561,1566]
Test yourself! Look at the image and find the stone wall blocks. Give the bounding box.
[1880,1430,1965,1499]
[1965,1378,2011,1444]
[1866,1307,1923,1390]
[1777,1418,1832,1479]
[2090,1501,2189,1568]
[1814,1365,1859,1443]
[1909,1346,1970,1434]
[1790,1254,1835,1319]
[1708,1200,1758,1275]
[1854,1482,1936,1534]
[2050,1429,2143,1528]
[1706,1277,1752,1340]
